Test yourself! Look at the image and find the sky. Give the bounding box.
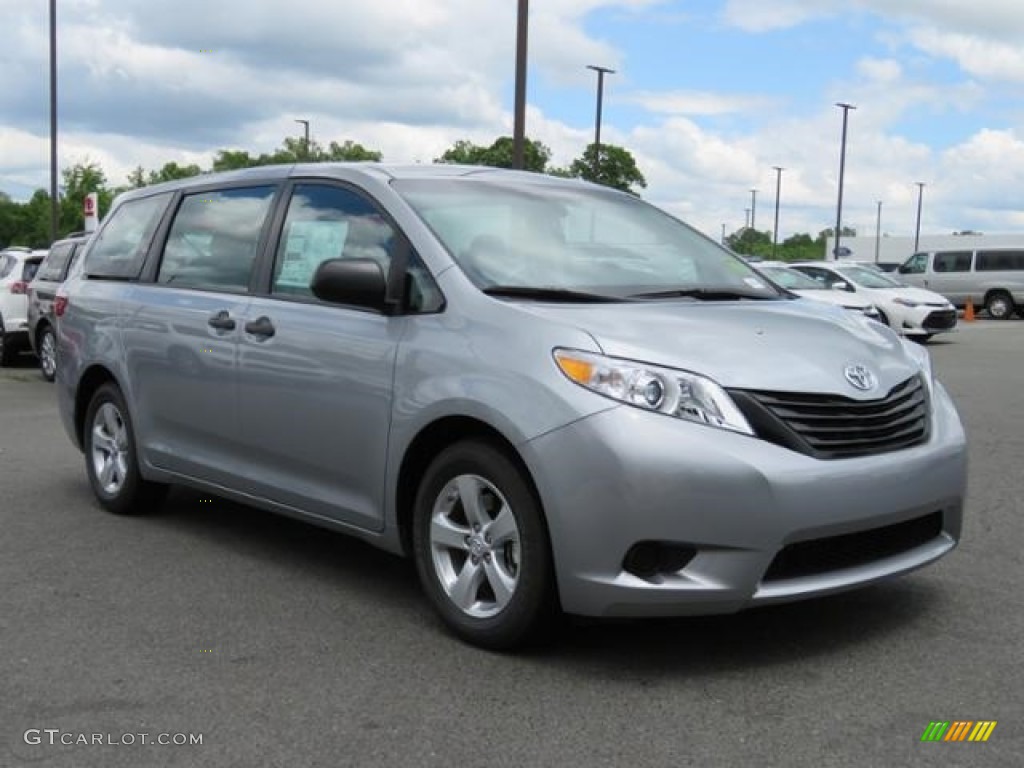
[2,0,1024,243]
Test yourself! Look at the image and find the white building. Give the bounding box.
[822,234,1024,264]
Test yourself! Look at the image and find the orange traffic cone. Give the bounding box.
[964,297,975,322]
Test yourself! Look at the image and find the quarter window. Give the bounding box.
[85,193,172,279]
[158,186,276,292]
[37,242,75,281]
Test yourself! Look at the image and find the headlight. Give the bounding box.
[893,297,921,308]
[553,349,754,435]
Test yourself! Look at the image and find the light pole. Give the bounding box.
[874,200,882,262]
[749,188,757,230]
[721,223,727,244]
[913,182,925,252]
[834,102,856,259]
[512,0,529,169]
[294,119,310,160]
[744,208,751,229]
[49,0,58,242]
[772,167,783,259]
[587,64,615,179]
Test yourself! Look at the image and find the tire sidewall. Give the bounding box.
[986,293,1013,320]
[39,327,56,381]
[412,441,554,649]
[83,384,152,515]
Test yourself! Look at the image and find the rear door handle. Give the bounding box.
[244,316,275,339]
[208,310,236,331]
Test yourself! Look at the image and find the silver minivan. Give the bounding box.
[898,248,1024,319]
[57,164,967,648]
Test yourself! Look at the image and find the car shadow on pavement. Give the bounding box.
[532,578,944,676]
[145,487,945,670]
[149,486,424,608]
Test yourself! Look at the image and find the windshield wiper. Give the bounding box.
[482,285,626,303]
[628,288,776,301]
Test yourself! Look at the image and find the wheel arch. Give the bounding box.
[73,365,122,448]
[394,416,544,558]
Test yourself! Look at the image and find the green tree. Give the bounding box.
[60,161,113,235]
[435,136,551,173]
[566,143,646,195]
[146,161,204,185]
[726,227,773,258]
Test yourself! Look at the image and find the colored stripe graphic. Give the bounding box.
[968,722,997,742]
[921,722,949,742]
[945,721,972,741]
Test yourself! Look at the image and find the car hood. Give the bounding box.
[790,289,872,309]
[520,299,918,396]
[865,285,950,305]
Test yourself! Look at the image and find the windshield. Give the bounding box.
[758,266,823,290]
[836,265,903,289]
[392,178,783,301]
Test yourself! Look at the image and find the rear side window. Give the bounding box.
[22,259,42,282]
[932,251,972,273]
[0,254,15,279]
[86,193,172,279]
[976,250,1024,271]
[157,186,276,292]
[36,242,75,281]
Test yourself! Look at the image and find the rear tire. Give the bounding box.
[0,317,14,367]
[984,291,1014,320]
[83,383,167,515]
[38,326,57,382]
[412,440,556,650]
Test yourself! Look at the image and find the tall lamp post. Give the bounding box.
[913,182,925,252]
[749,188,757,231]
[294,119,310,160]
[586,65,615,179]
[512,0,529,169]
[772,167,783,259]
[833,102,856,259]
[874,200,883,262]
[49,0,58,242]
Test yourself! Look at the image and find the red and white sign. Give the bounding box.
[83,192,99,233]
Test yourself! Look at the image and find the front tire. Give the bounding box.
[412,441,556,649]
[0,317,14,367]
[83,383,167,515]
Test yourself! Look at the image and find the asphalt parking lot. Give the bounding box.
[1,320,1021,768]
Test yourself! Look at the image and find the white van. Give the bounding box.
[897,249,1024,319]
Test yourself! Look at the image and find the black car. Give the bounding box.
[27,233,90,381]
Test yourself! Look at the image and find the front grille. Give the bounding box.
[924,309,957,330]
[729,376,929,459]
[763,511,943,581]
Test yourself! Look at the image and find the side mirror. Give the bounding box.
[311,258,387,311]
[831,281,852,292]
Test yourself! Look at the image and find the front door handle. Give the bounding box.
[208,310,236,331]
[244,316,276,339]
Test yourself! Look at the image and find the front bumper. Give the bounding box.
[899,305,957,336]
[523,381,967,617]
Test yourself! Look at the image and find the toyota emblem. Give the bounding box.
[844,364,876,392]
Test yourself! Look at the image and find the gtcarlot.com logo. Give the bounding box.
[24,729,203,747]
[921,721,997,743]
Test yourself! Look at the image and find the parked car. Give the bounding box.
[28,233,91,381]
[0,247,47,366]
[755,263,881,319]
[790,262,957,340]
[837,259,902,273]
[56,164,967,649]
[897,248,1024,319]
